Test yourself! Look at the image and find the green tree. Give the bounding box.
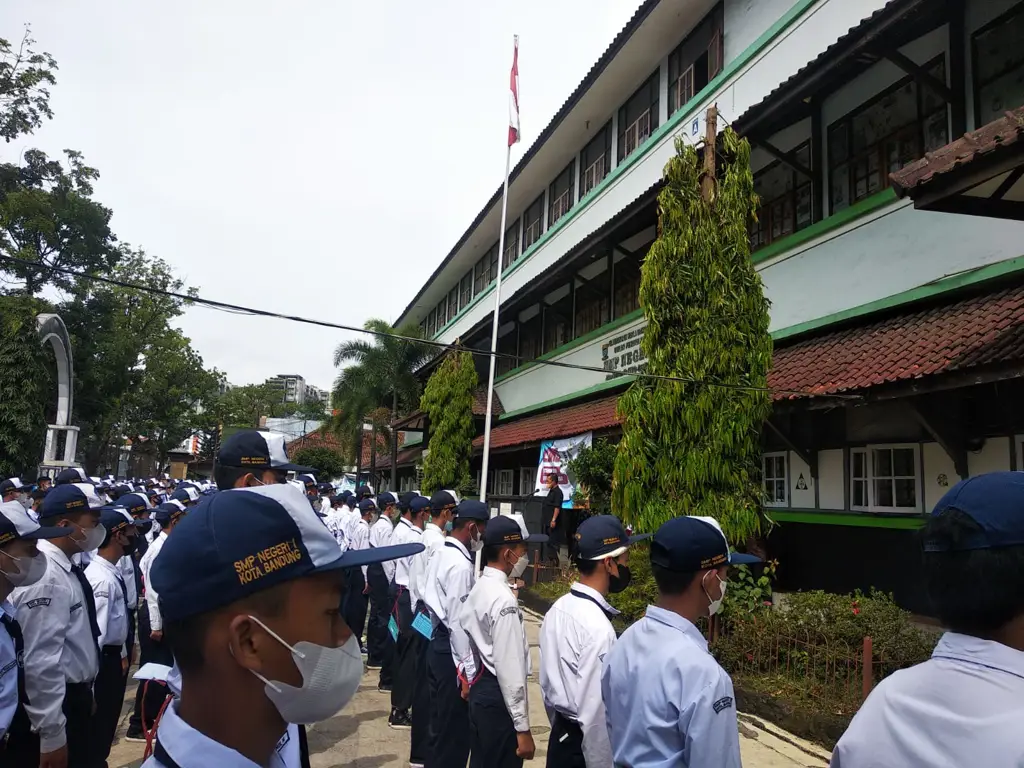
[0,27,57,143]
[331,319,432,466]
[568,440,618,516]
[420,351,477,496]
[291,446,347,479]
[0,295,49,476]
[209,384,284,429]
[613,128,772,542]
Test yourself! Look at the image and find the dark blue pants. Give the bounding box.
[379,580,398,688]
[469,670,521,768]
[425,626,470,768]
[366,563,389,666]
[342,567,368,651]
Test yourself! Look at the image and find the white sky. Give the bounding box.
[1,1,643,392]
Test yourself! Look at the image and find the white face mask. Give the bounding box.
[469,525,484,552]
[70,522,106,552]
[0,549,47,587]
[245,615,363,724]
[703,571,727,616]
[511,554,529,579]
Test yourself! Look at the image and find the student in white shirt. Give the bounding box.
[388,496,428,733]
[366,492,397,673]
[832,471,1024,768]
[342,499,374,654]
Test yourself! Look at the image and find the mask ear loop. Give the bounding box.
[229,615,307,694]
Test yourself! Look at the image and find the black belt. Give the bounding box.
[101,645,123,656]
[66,681,93,691]
[434,622,451,639]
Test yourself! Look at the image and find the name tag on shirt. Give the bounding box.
[388,615,399,642]
[411,611,434,640]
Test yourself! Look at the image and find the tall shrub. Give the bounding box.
[0,296,49,476]
[420,351,477,496]
[613,127,773,541]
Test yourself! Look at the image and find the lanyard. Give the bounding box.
[569,588,616,619]
[444,540,473,564]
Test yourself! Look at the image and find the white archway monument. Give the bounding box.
[36,313,80,470]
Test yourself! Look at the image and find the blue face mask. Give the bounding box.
[444,521,453,533]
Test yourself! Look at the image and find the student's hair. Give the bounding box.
[30,489,47,502]
[482,543,506,565]
[99,527,116,550]
[165,583,292,674]
[923,507,1024,635]
[214,464,257,491]
[37,509,93,528]
[575,557,601,576]
[452,518,476,532]
[651,563,700,596]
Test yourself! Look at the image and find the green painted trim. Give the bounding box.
[772,253,1024,341]
[497,376,635,422]
[494,309,645,384]
[430,0,822,341]
[751,189,898,265]
[769,509,926,529]
[400,433,423,448]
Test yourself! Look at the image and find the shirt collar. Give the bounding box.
[425,522,442,535]
[446,537,471,559]
[157,699,286,768]
[39,539,73,573]
[569,582,620,615]
[482,565,509,583]
[932,632,1024,680]
[90,556,121,577]
[644,605,708,652]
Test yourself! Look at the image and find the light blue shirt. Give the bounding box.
[831,632,1024,768]
[601,605,741,768]
[0,600,19,740]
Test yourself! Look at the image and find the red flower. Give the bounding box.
[763,601,772,606]
[745,652,755,661]
[852,607,861,615]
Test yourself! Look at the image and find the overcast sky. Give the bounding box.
[1,1,642,391]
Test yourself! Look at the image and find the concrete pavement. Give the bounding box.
[107,607,831,767]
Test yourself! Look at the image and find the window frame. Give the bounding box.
[519,467,536,496]
[580,122,612,197]
[762,451,789,508]
[502,218,521,271]
[474,244,499,295]
[496,469,515,496]
[618,70,660,163]
[435,297,448,329]
[849,443,921,514]
[460,271,473,307]
[827,55,948,214]
[667,3,724,115]
[971,1,1024,127]
[522,194,545,251]
[749,141,814,251]
[548,160,576,226]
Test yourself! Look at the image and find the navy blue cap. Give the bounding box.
[356,485,372,498]
[217,430,315,473]
[429,490,457,510]
[398,491,416,512]
[98,507,141,535]
[926,471,1024,551]
[54,468,90,486]
[0,478,23,494]
[297,474,317,490]
[317,482,333,493]
[170,487,200,505]
[454,500,489,522]
[409,496,431,514]
[650,516,761,572]
[482,515,548,546]
[39,483,104,520]
[0,500,72,544]
[154,500,188,526]
[340,490,353,500]
[150,484,425,622]
[118,493,151,517]
[574,515,650,560]
[358,498,377,512]
[377,492,396,507]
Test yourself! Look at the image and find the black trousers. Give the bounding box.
[128,603,173,734]
[366,563,389,666]
[410,630,431,765]
[343,567,368,651]
[378,580,399,687]
[125,608,137,667]
[5,681,93,768]
[92,647,128,766]
[469,671,521,768]
[391,587,417,711]
[545,713,585,768]
[426,627,471,768]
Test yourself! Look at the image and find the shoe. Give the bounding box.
[377,682,392,693]
[388,709,412,730]
[410,762,425,768]
[367,663,382,670]
[124,731,146,743]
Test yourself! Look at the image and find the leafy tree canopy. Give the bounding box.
[207,384,284,430]
[568,440,618,516]
[613,128,772,542]
[420,351,477,496]
[0,28,57,143]
[291,446,347,480]
[0,294,49,477]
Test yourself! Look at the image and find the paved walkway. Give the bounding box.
[108,608,832,767]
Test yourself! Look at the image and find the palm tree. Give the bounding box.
[331,319,434,489]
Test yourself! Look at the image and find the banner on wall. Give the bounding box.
[534,432,593,509]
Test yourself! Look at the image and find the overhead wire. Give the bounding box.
[0,255,861,401]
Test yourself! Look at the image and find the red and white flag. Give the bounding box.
[508,36,520,147]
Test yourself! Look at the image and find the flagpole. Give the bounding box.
[479,144,512,509]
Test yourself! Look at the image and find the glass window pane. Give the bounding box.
[892,448,915,477]
[894,479,916,508]
[853,479,867,507]
[873,448,893,478]
[852,451,866,479]
[874,478,894,507]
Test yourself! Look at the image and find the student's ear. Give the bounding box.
[227,614,273,675]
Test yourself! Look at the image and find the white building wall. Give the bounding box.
[788,451,815,508]
[724,0,799,63]
[817,449,844,510]
[968,436,1012,476]
[922,442,962,514]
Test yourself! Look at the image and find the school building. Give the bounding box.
[386,0,1024,613]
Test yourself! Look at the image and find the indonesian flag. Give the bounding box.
[508,36,520,147]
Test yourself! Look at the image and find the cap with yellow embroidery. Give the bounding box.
[151,484,424,622]
[0,500,72,545]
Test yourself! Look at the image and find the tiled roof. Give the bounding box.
[472,396,622,451]
[769,283,1024,399]
[472,387,504,417]
[374,445,423,470]
[286,428,397,467]
[890,106,1024,196]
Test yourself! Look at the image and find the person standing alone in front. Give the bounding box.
[6,484,106,768]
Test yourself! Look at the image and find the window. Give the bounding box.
[549,161,575,226]
[762,453,787,507]
[618,71,660,162]
[973,4,1024,126]
[447,287,459,321]
[581,122,612,196]
[518,310,542,364]
[542,284,573,353]
[496,329,517,377]
[574,260,611,337]
[828,57,948,213]
[522,194,545,251]
[613,254,643,319]
[436,298,448,329]
[474,244,499,294]
[497,469,515,496]
[460,271,473,307]
[502,219,520,270]
[426,308,436,337]
[519,468,535,496]
[668,5,724,114]
[749,142,814,251]
[850,445,919,513]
